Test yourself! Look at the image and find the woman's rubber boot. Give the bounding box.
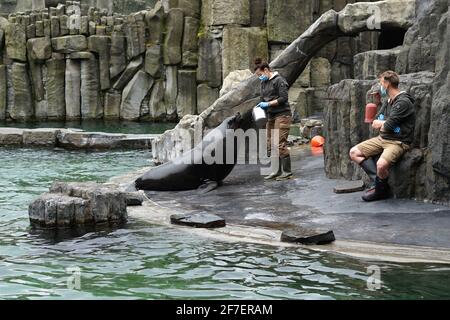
[264,157,282,180]
[362,177,391,202]
[276,156,293,181]
[359,158,377,189]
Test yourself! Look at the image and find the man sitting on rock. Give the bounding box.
[349,71,416,202]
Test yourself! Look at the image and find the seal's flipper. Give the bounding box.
[198,180,219,194]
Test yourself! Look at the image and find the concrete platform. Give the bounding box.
[109,146,450,263]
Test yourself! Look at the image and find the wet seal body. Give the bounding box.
[135,112,254,192]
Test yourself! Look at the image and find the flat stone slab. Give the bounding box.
[281,228,336,245]
[333,180,365,194]
[170,213,226,229]
[0,127,159,150]
[126,192,144,206]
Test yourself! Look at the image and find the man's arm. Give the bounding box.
[383,100,413,132]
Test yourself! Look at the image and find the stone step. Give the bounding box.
[280,228,336,245]
[170,213,226,229]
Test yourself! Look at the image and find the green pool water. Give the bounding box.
[1,134,450,299]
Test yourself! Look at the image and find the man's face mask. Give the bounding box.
[380,81,389,97]
[259,74,269,82]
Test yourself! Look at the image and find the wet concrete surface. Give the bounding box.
[144,146,450,249]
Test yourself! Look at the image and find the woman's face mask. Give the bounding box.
[257,69,270,82]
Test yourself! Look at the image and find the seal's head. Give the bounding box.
[228,110,254,131]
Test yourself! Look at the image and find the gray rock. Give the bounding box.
[88,35,111,90]
[104,91,122,119]
[60,15,69,35]
[51,35,87,53]
[26,24,36,39]
[125,192,144,206]
[281,228,335,245]
[181,16,199,67]
[27,36,52,62]
[267,0,313,44]
[197,84,218,114]
[29,182,127,228]
[65,59,81,120]
[222,26,268,79]
[120,70,154,121]
[148,80,166,121]
[50,15,60,37]
[0,65,6,120]
[333,180,365,194]
[22,129,58,147]
[46,58,66,120]
[80,52,102,119]
[170,213,226,228]
[310,57,331,87]
[164,65,178,120]
[68,51,93,60]
[35,20,44,37]
[112,55,143,91]
[144,44,162,78]
[5,23,27,62]
[196,37,222,88]
[354,48,402,80]
[211,0,250,26]
[145,1,164,45]
[163,8,184,65]
[177,70,197,117]
[219,69,253,97]
[9,63,33,121]
[0,128,23,145]
[110,31,127,79]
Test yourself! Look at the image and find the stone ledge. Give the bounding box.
[0,127,159,150]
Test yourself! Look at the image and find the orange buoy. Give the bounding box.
[311,135,325,148]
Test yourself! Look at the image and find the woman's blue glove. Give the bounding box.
[394,127,401,134]
[257,102,270,110]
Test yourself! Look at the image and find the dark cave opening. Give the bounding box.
[377,27,408,50]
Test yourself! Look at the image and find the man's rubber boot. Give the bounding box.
[362,177,391,202]
[360,158,377,189]
[264,157,282,180]
[276,156,293,181]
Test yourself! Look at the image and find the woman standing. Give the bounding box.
[254,58,293,181]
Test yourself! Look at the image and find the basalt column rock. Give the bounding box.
[163,8,184,65]
[176,70,197,117]
[197,37,222,88]
[104,90,121,119]
[120,70,153,121]
[211,0,250,26]
[145,1,164,45]
[80,52,102,119]
[46,58,66,120]
[88,35,111,90]
[5,23,27,62]
[197,84,219,114]
[110,31,127,79]
[148,79,166,121]
[0,65,6,120]
[182,16,199,67]
[9,63,33,121]
[222,26,268,78]
[164,65,178,120]
[65,58,81,120]
[144,44,162,78]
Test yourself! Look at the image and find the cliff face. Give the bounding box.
[324,0,449,204]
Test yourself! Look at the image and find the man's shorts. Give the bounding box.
[355,136,410,164]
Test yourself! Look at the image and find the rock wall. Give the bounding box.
[324,0,450,204]
[1,0,384,123]
[0,0,204,122]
